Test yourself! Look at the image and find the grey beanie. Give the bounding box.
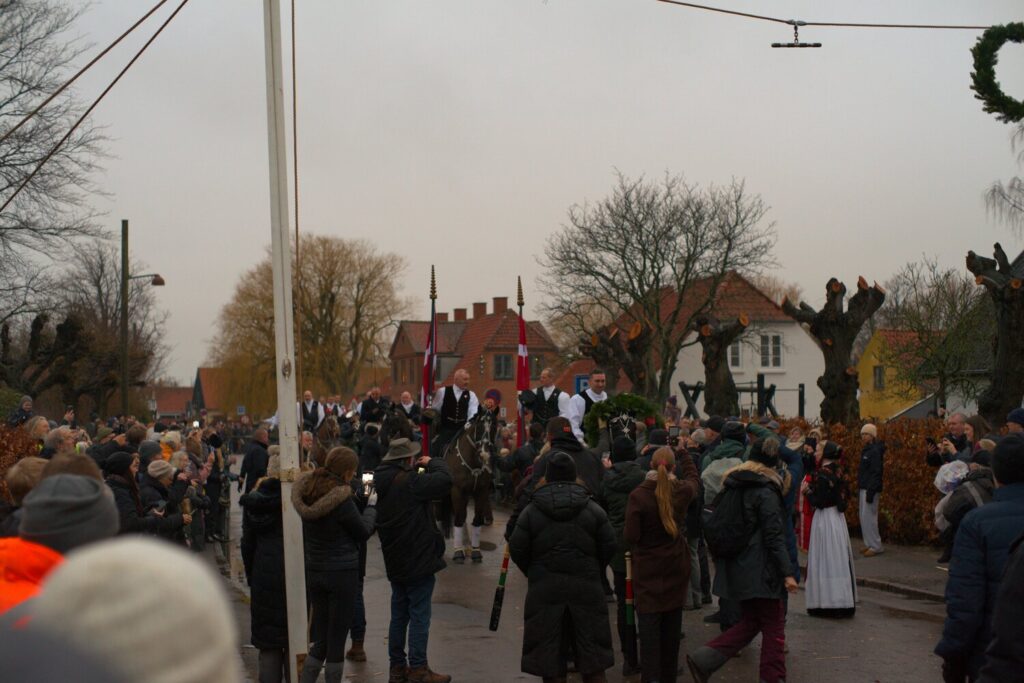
[19,474,119,554]
[138,440,162,461]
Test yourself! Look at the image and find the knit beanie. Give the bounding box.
[861,423,878,438]
[648,429,669,446]
[721,420,746,443]
[612,436,636,463]
[993,434,1024,485]
[147,459,174,480]
[28,537,239,683]
[102,451,135,478]
[19,474,118,554]
[545,452,577,483]
[749,437,780,467]
[137,440,162,462]
[1007,408,1024,428]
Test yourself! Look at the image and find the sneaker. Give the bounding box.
[452,549,465,564]
[407,665,452,683]
[345,640,366,662]
[863,548,884,558]
[471,547,483,563]
[389,664,409,683]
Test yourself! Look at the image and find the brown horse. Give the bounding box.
[312,415,342,467]
[440,410,497,564]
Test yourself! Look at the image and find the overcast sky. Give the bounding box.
[71,0,1024,385]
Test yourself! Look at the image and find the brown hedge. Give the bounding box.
[0,425,39,504]
[778,418,947,545]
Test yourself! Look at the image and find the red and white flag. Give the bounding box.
[516,314,529,446]
[420,298,437,444]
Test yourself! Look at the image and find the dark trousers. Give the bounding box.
[698,538,711,599]
[612,570,638,666]
[307,569,358,663]
[638,608,682,683]
[706,598,786,682]
[389,574,436,668]
[257,648,288,683]
[351,575,366,642]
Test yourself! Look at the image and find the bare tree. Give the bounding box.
[538,172,776,402]
[986,123,1024,234]
[876,258,990,410]
[748,273,803,306]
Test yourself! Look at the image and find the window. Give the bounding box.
[728,342,742,369]
[530,355,544,380]
[873,365,885,391]
[759,334,782,368]
[392,363,399,383]
[494,354,513,380]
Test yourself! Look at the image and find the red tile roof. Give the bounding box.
[195,367,229,413]
[151,386,192,416]
[644,271,791,330]
[394,320,467,355]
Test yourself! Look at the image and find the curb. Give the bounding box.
[800,564,944,603]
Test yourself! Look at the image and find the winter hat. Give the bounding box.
[102,451,135,478]
[138,440,162,462]
[19,474,118,554]
[861,423,878,438]
[28,537,239,683]
[701,416,725,433]
[749,437,780,467]
[1007,408,1024,428]
[721,421,746,443]
[267,454,281,479]
[19,394,32,407]
[95,426,114,441]
[612,436,636,463]
[545,452,577,483]
[993,434,1024,485]
[821,441,842,461]
[147,459,174,480]
[153,422,167,434]
[973,449,992,468]
[205,432,223,450]
[484,388,502,405]
[648,429,669,446]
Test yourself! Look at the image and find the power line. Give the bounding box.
[0,0,173,149]
[0,0,193,217]
[655,0,992,31]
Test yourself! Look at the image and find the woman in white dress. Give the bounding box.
[803,440,857,618]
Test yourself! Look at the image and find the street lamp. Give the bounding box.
[120,219,165,416]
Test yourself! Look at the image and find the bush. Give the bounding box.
[0,425,39,504]
[778,417,947,545]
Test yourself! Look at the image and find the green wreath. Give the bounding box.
[583,392,664,447]
[971,23,1024,124]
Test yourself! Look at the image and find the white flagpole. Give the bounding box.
[262,1,306,680]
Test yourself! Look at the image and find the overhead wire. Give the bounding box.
[0,0,173,149]
[655,0,992,31]
[0,0,192,217]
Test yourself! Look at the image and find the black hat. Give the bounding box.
[546,452,577,483]
[153,422,167,434]
[612,436,636,463]
[721,421,746,443]
[701,416,725,433]
[993,434,1024,485]
[821,441,842,461]
[648,429,669,446]
[102,451,135,478]
[804,436,817,452]
[972,449,992,468]
[749,437,780,467]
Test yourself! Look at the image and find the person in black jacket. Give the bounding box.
[139,460,190,544]
[510,452,616,683]
[857,423,885,557]
[6,395,33,428]
[239,429,271,494]
[359,424,384,474]
[979,532,1024,682]
[102,452,188,537]
[529,417,606,500]
[374,438,452,683]
[292,447,377,683]
[240,455,289,683]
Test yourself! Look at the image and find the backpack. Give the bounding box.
[702,485,755,559]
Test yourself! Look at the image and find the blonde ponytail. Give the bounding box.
[652,447,678,539]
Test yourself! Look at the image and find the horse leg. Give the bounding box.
[451,486,467,563]
[470,480,492,563]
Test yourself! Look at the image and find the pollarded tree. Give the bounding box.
[693,313,748,417]
[782,277,885,424]
[539,172,775,403]
[966,243,1024,426]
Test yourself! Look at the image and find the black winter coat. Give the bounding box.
[857,441,885,496]
[979,533,1024,683]
[239,478,288,649]
[509,481,616,677]
[106,475,183,536]
[291,474,376,573]
[712,461,793,602]
[240,441,270,493]
[601,461,645,574]
[374,458,452,583]
[359,436,384,474]
[138,474,188,542]
[531,435,605,500]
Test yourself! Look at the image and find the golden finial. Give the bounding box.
[516,275,524,308]
[429,265,437,301]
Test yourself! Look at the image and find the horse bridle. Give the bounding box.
[451,414,495,486]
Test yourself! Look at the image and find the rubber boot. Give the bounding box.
[687,646,729,683]
[346,640,366,662]
[300,655,323,683]
[324,661,344,683]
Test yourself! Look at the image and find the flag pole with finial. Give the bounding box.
[516,275,528,449]
[421,266,438,449]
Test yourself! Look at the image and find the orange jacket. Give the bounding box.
[0,538,63,613]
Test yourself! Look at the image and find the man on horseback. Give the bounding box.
[529,367,571,430]
[300,390,325,433]
[359,386,388,426]
[323,394,342,418]
[428,369,479,459]
[398,391,422,425]
[568,367,608,443]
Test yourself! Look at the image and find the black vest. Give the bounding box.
[324,403,338,417]
[532,386,562,426]
[580,390,597,417]
[441,386,470,428]
[361,397,385,423]
[301,401,320,431]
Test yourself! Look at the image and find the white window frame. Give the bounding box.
[728,341,742,370]
[759,333,783,370]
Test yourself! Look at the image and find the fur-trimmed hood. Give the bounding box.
[723,459,791,496]
[290,472,353,521]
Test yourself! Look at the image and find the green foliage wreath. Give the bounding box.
[583,392,663,447]
[971,23,1024,124]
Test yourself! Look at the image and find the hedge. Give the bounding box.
[0,425,39,504]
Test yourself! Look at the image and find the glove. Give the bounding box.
[367,491,378,507]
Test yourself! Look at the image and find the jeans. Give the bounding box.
[351,575,366,642]
[612,570,638,666]
[389,574,436,668]
[706,598,786,682]
[638,608,682,683]
[308,569,358,663]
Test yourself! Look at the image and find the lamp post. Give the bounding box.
[120,219,165,417]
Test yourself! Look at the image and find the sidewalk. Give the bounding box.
[803,539,948,602]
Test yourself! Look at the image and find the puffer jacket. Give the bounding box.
[291,473,376,573]
[711,461,793,602]
[935,483,1024,679]
[601,460,646,574]
[857,440,885,496]
[0,537,62,613]
[978,533,1024,683]
[240,478,287,649]
[509,481,616,677]
[942,467,995,530]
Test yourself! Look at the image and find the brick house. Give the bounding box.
[389,296,559,419]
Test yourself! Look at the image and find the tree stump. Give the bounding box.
[782,277,885,424]
[966,243,1024,426]
[694,313,748,417]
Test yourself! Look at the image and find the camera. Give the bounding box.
[361,472,374,496]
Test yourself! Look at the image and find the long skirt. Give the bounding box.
[805,506,856,618]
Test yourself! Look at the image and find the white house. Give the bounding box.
[666,273,825,420]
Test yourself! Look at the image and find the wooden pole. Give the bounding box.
[262,2,307,680]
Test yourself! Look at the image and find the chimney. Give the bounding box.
[493,296,508,314]
[472,302,487,319]
[436,312,449,323]
[453,308,467,322]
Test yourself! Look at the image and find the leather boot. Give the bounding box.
[407,665,452,683]
[299,655,323,683]
[389,664,409,683]
[687,646,730,683]
[346,640,367,662]
[324,662,344,683]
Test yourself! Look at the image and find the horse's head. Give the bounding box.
[608,412,636,442]
[318,415,341,443]
[467,410,498,463]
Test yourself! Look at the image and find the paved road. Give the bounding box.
[218,486,945,682]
